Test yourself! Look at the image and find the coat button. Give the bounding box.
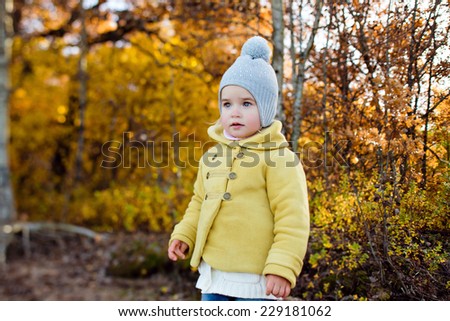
[223,192,231,200]
[228,172,237,180]
[206,172,210,179]
[236,152,244,159]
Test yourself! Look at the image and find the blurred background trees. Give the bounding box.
[3,0,450,300]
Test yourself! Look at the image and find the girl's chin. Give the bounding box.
[228,127,245,135]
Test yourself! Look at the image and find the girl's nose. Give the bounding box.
[230,105,242,117]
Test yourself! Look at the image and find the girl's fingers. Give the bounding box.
[179,242,188,256]
[284,285,291,298]
[175,245,186,259]
[168,240,188,261]
[266,274,291,298]
[168,249,177,261]
[168,240,181,261]
[266,277,275,295]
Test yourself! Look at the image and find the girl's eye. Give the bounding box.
[223,102,231,108]
[243,101,253,107]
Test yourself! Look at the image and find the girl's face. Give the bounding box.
[220,86,261,139]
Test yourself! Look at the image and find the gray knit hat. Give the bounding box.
[219,36,278,128]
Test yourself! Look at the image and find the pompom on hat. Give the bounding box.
[219,36,278,128]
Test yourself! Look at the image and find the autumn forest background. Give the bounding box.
[0,0,449,300]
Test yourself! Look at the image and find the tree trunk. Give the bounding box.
[400,0,420,187]
[321,6,332,190]
[291,0,323,152]
[271,0,285,127]
[0,0,16,265]
[420,35,436,190]
[75,0,88,183]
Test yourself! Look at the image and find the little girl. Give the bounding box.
[168,36,310,301]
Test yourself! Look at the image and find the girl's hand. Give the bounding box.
[266,274,291,298]
[168,239,189,261]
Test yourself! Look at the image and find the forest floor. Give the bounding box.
[2,228,449,301]
[0,230,199,301]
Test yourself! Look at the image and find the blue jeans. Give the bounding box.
[201,293,274,301]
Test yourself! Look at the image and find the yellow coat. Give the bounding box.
[170,120,310,287]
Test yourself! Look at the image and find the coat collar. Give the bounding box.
[207,120,289,151]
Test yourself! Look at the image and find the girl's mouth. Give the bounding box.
[230,122,244,128]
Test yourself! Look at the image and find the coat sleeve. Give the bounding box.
[169,163,205,259]
[262,149,310,288]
